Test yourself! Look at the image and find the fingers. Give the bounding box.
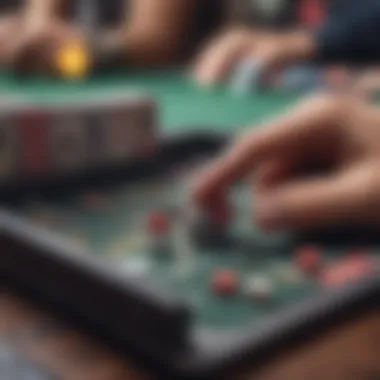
[193,94,344,207]
[255,156,299,192]
[255,165,380,230]
[193,29,254,86]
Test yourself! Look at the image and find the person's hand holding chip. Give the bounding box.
[192,94,380,231]
[9,11,87,77]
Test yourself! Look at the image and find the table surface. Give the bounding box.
[0,69,300,132]
[1,70,379,380]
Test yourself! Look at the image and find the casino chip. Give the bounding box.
[244,275,274,301]
[147,211,171,236]
[56,41,91,80]
[295,245,323,275]
[321,254,375,287]
[211,269,239,297]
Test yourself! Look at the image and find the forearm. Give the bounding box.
[101,0,195,66]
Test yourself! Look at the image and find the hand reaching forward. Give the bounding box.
[192,94,380,231]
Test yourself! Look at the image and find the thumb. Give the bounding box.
[255,166,380,231]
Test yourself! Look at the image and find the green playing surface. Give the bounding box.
[3,70,377,331]
[13,158,378,331]
[0,69,300,133]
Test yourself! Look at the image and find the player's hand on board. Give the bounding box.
[192,93,380,231]
[193,27,316,87]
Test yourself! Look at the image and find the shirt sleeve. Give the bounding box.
[315,0,380,62]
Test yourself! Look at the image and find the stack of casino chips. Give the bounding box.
[0,92,158,184]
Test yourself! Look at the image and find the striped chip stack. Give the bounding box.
[0,92,158,184]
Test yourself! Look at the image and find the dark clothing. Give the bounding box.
[229,0,330,30]
[316,0,380,63]
[240,0,302,29]
[0,0,23,12]
[65,0,128,29]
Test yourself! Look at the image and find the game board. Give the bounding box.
[1,131,379,378]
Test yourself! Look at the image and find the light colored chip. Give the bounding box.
[119,256,151,277]
[244,275,274,300]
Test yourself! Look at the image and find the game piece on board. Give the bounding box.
[295,245,323,275]
[56,41,92,80]
[120,256,151,278]
[230,59,265,95]
[187,205,230,249]
[320,255,375,287]
[146,210,172,255]
[147,211,171,236]
[172,213,196,277]
[211,269,239,296]
[244,275,274,301]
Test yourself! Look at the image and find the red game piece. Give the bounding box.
[211,269,239,297]
[320,255,373,287]
[295,245,323,275]
[147,211,171,236]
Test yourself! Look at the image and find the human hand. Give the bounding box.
[192,94,380,231]
[9,18,85,75]
[193,27,316,87]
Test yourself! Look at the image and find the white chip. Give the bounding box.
[120,256,151,277]
[244,275,274,300]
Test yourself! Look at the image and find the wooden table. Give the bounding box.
[0,289,379,380]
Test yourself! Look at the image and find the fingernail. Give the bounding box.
[256,197,286,231]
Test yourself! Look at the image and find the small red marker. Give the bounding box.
[295,245,323,275]
[147,211,171,236]
[211,269,239,296]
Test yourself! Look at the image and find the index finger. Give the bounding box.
[193,95,343,205]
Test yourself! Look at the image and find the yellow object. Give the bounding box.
[56,41,91,80]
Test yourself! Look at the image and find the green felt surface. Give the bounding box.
[6,70,376,330]
[0,70,300,133]
[17,159,378,331]
[17,166,319,330]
